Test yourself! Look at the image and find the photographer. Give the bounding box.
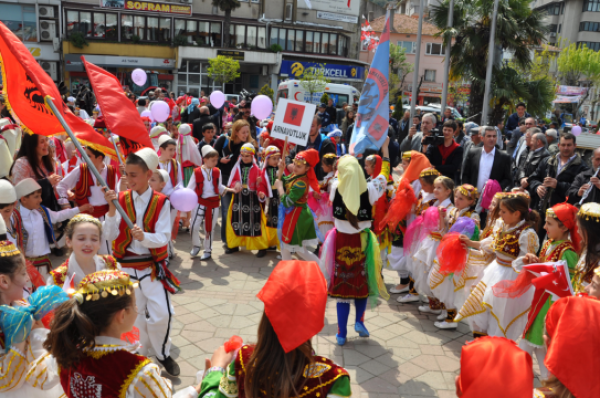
[400,113,436,153]
[234,101,257,139]
[425,119,464,184]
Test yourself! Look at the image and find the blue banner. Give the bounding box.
[280,60,364,81]
[349,11,390,156]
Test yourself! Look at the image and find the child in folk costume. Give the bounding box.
[513,202,580,380]
[42,270,201,398]
[226,143,270,258]
[61,138,81,175]
[47,214,119,288]
[455,192,540,340]
[0,216,67,398]
[312,153,337,240]
[16,179,89,276]
[188,147,232,261]
[57,136,118,255]
[364,153,393,266]
[256,146,283,250]
[200,261,351,398]
[273,149,321,262]
[396,167,438,304]
[150,125,168,152]
[572,203,600,295]
[103,148,181,376]
[411,176,455,315]
[149,169,170,193]
[177,123,203,186]
[429,184,480,329]
[158,135,183,258]
[320,140,390,346]
[387,151,431,295]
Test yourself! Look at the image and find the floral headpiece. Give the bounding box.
[67,214,103,231]
[420,168,441,178]
[457,184,479,200]
[240,143,256,155]
[72,270,138,304]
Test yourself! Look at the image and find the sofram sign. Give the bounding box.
[281,60,363,80]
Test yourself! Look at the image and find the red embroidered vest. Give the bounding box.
[493,223,531,259]
[112,190,169,263]
[74,163,117,217]
[540,240,575,263]
[66,157,79,174]
[59,348,150,398]
[9,209,24,252]
[50,255,118,287]
[194,167,220,208]
[164,159,179,186]
[233,345,349,398]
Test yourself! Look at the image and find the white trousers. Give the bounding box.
[190,204,219,254]
[124,266,174,361]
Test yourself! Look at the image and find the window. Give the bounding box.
[424,69,436,82]
[584,0,600,12]
[338,35,347,56]
[134,16,145,40]
[426,43,445,55]
[287,29,295,51]
[314,32,321,53]
[178,60,222,96]
[549,24,558,32]
[558,24,562,33]
[321,32,329,54]
[329,33,337,55]
[257,26,266,49]
[147,17,159,41]
[397,41,416,53]
[578,41,600,51]
[270,27,279,47]
[279,28,286,49]
[295,30,304,52]
[580,21,600,31]
[1,4,37,42]
[175,20,221,47]
[121,15,133,40]
[246,25,257,49]
[306,31,314,52]
[118,15,170,42]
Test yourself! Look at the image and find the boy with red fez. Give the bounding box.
[57,138,118,255]
[226,143,270,257]
[319,138,390,346]
[273,148,321,262]
[536,296,600,397]
[456,336,533,397]
[200,260,351,398]
[188,146,233,261]
[103,147,181,377]
[520,202,579,379]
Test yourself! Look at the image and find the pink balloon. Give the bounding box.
[170,188,198,212]
[571,125,582,136]
[140,109,154,121]
[251,95,273,120]
[151,101,170,123]
[131,68,147,86]
[210,91,225,108]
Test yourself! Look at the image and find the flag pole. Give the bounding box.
[44,96,135,229]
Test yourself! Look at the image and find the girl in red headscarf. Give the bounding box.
[519,202,580,380]
[273,149,320,262]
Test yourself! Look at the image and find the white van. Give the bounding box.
[276,80,360,108]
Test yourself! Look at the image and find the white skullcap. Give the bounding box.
[67,96,76,103]
[150,126,167,138]
[0,180,16,204]
[179,124,192,136]
[201,145,217,158]
[134,147,159,171]
[158,135,173,148]
[15,178,42,199]
[156,169,170,184]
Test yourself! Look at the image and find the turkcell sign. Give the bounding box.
[281,60,364,80]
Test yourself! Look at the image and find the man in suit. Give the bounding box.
[517,129,550,191]
[400,113,436,153]
[506,117,535,157]
[462,126,512,223]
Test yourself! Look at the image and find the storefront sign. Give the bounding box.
[556,85,587,96]
[298,0,359,17]
[553,95,582,104]
[99,0,192,15]
[316,11,358,23]
[24,43,60,61]
[216,50,245,61]
[271,99,316,146]
[65,54,175,71]
[281,60,364,80]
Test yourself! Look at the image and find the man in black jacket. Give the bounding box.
[287,115,336,180]
[234,101,258,139]
[517,129,550,191]
[528,133,589,211]
[425,119,463,184]
[325,98,337,126]
[567,147,600,205]
[462,126,512,191]
[398,110,410,145]
[192,106,217,141]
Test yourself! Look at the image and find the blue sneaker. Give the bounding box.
[355,322,370,337]
[336,334,347,346]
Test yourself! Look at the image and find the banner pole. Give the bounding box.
[44,96,135,229]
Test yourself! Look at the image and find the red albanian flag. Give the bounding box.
[82,57,153,156]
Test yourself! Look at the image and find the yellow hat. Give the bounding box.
[402,152,412,160]
[72,270,139,303]
[579,202,600,222]
[420,168,441,178]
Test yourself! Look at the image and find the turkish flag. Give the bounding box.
[82,57,153,156]
[0,22,101,138]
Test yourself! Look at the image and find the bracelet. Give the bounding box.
[206,366,226,375]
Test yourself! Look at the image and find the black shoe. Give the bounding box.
[52,247,64,256]
[267,246,278,251]
[256,250,267,258]
[157,356,180,376]
[225,247,239,254]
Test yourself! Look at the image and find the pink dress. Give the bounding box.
[11,157,52,185]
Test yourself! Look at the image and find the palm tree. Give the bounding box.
[430,0,548,123]
[212,0,241,49]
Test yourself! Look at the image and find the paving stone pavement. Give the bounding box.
[50,223,543,397]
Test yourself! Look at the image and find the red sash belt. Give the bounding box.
[198,196,220,233]
[83,204,110,219]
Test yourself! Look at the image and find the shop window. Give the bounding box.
[321,32,329,54]
[179,60,222,95]
[257,26,266,49]
[1,4,37,42]
[224,75,242,94]
[424,69,436,82]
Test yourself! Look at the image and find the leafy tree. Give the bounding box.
[320,92,330,104]
[389,44,413,102]
[258,84,274,101]
[299,66,330,103]
[392,96,404,120]
[431,0,548,123]
[212,0,241,49]
[207,55,241,85]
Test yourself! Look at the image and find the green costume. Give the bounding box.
[280,174,317,248]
